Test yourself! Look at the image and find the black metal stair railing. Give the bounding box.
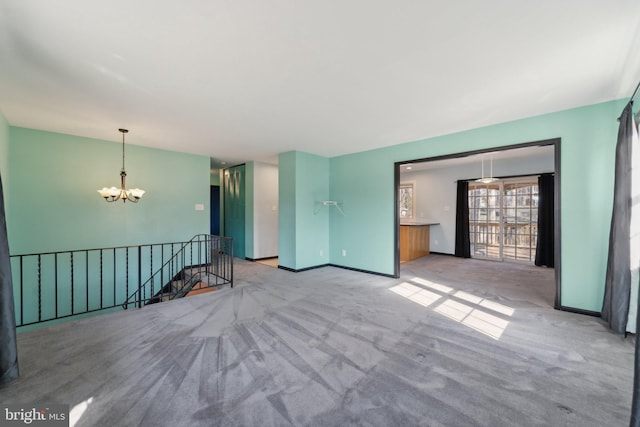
[9,234,233,328]
[122,234,234,309]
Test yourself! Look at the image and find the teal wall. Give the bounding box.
[278,151,330,270]
[210,170,221,186]
[296,152,330,269]
[0,110,9,218]
[330,100,624,311]
[7,126,210,330]
[278,152,296,268]
[8,127,210,254]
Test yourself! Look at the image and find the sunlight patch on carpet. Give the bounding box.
[70,397,93,427]
[389,277,514,340]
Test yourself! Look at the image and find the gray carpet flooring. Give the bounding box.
[0,255,634,426]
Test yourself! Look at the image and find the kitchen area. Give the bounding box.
[399,180,439,262]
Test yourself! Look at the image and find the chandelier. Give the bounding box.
[97,129,145,203]
[475,156,499,184]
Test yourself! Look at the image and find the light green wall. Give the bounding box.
[330,148,395,273]
[295,152,330,269]
[278,151,330,270]
[278,152,296,268]
[0,110,9,217]
[330,99,624,311]
[210,170,221,186]
[8,127,210,254]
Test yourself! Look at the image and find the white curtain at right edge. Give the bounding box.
[626,115,640,333]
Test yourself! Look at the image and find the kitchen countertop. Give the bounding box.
[400,220,440,226]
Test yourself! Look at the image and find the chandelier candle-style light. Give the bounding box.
[97,129,145,203]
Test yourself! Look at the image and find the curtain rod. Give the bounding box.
[617,80,640,121]
[454,172,554,183]
[629,79,640,106]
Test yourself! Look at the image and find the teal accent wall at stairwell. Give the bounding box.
[8,127,210,255]
[329,99,624,312]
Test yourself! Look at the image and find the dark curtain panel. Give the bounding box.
[632,283,640,427]
[0,173,19,385]
[455,180,471,258]
[535,173,554,267]
[602,102,633,334]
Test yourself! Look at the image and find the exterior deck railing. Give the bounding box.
[470,222,538,261]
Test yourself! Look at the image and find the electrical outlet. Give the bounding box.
[342,249,346,257]
[195,203,205,211]
[434,240,439,245]
[320,250,323,257]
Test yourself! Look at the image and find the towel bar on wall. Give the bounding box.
[314,200,345,216]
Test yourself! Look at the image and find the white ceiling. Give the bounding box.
[1,1,639,166]
[400,144,555,172]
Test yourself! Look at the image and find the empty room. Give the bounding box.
[1,1,640,426]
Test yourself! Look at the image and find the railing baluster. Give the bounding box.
[160,245,164,298]
[85,250,89,312]
[148,246,153,303]
[151,247,156,302]
[19,257,23,326]
[70,252,74,315]
[37,254,42,322]
[100,249,103,310]
[124,247,128,308]
[113,248,116,310]
[206,235,210,276]
[54,253,58,319]
[228,238,232,285]
[138,246,142,308]
[145,246,149,307]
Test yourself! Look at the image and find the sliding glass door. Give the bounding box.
[468,182,502,260]
[468,177,539,262]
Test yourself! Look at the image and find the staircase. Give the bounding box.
[123,234,233,309]
[147,265,224,303]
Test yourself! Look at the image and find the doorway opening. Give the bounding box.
[210,185,220,236]
[394,138,561,308]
